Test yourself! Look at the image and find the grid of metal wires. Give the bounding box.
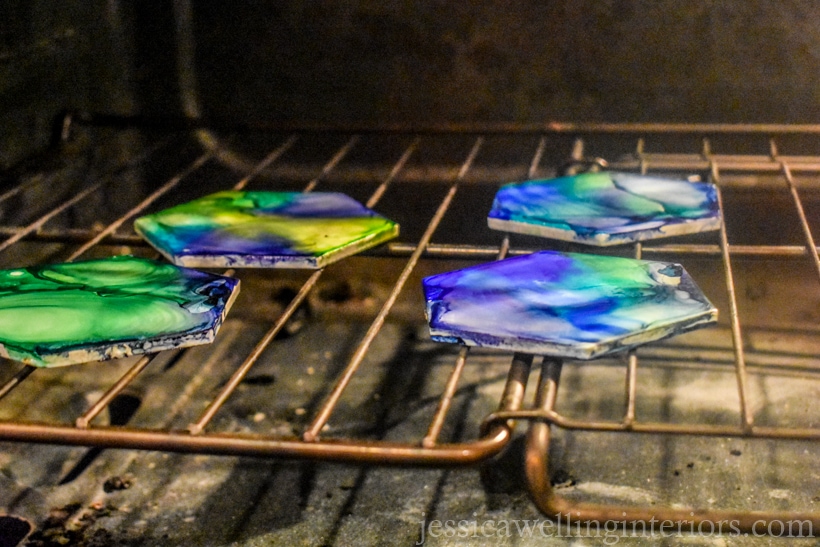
[0,121,819,533]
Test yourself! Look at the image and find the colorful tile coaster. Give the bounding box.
[0,256,239,367]
[135,191,399,269]
[423,251,717,360]
[487,172,721,246]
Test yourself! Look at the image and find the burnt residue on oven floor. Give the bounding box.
[0,256,817,546]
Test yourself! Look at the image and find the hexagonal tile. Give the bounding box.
[0,256,239,367]
[487,172,721,246]
[135,191,399,269]
[423,251,717,359]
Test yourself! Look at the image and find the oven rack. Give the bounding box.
[0,121,819,535]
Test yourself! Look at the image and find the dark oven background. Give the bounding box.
[4,1,820,168]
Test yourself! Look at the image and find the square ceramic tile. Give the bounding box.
[423,251,717,359]
[0,256,239,367]
[135,191,399,269]
[488,172,720,246]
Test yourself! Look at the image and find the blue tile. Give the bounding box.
[423,251,717,359]
[488,172,721,246]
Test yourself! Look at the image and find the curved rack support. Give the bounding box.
[524,358,820,537]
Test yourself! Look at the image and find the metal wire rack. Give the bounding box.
[0,120,819,535]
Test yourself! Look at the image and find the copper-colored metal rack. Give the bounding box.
[1,121,819,536]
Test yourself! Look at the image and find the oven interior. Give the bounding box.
[2,2,820,546]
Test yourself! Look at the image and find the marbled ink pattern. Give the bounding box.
[135,191,399,268]
[487,172,720,246]
[423,251,717,359]
[0,256,239,367]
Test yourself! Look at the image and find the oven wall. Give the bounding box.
[189,1,820,125]
[4,1,820,168]
[0,1,131,169]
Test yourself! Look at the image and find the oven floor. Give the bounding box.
[1,306,818,546]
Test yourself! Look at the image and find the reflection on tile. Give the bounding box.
[0,256,239,367]
[135,191,399,268]
[488,172,720,246]
[423,251,717,359]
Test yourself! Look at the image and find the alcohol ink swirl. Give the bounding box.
[135,191,399,268]
[423,251,717,359]
[0,256,239,367]
[488,172,720,246]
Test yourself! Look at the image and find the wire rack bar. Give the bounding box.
[384,242,820,259]
[422,136,545,448]
[68,134,297,265]
[510,134,820,534]
[0,137,175,255]
[2,227,820,260]
[75,355,153,429]
[621,150,647,427]
[79,136,316,431]
[0,366,35,402]
[711,162,754,433]
[0,175,47,207]
[302,136,359,193]
[0,184,100,255]
[85,136,349,428]
[781,161,820,282]
[66,152,212,262]
[190,137,416,434]
[612,155,820,174]
[523,358,820,534]
[0,421,512,465]
[187,269,322,435]
[366,137,420,208]
[489,407,820,439]
[0,136,183,401]
[422,347,470,448]
[623,243,642,428]
[47,147,234,426]
[66,113,820,135]
[0,228,143,245]
[303,137,484,442]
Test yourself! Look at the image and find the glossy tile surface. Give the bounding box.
[135,191,399,268]
[488,172,721,246]
[0,256,239,367]
[423,251,717,359]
